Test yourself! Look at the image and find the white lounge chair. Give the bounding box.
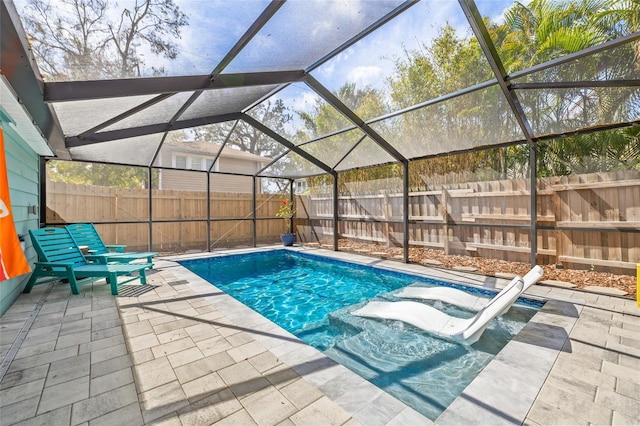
[396,265,544,313]
[352,269,542,345]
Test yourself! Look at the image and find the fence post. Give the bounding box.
[114,189,119,244]
[333,172,339,251]
[401,162,409,262]
[442,189,451,255]
[554,179,563,268]
[529,144,538,266]
[206,172,211,251]
[148,167,153,251]
[252,176,257,247]
[180,194,184,249]
[383,192,390,248]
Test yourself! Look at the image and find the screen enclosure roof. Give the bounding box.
[2,0,639,179]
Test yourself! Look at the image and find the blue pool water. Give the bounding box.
[180,250,542,420]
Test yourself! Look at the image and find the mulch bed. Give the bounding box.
[327,240,637,299]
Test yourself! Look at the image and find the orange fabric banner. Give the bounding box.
[0,127,31,281]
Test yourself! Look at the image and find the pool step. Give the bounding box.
[326,301,372,331]
[322,320,467,422]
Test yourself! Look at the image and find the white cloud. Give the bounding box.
[296,90,323,114]
[347,65,384,88]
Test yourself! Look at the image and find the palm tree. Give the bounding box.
[496,0,637,176]
[500,0,614,71]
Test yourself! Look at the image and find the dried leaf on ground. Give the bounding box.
[330,241,637,299]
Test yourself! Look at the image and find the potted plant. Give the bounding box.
[276,198,296,246]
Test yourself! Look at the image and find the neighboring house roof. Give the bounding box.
[165,140,270,163]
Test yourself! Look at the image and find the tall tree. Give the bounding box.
[297,83,393,190]
[298,83,386,139]
[22,0,188,80]
[22,0,109,79]
[192,100,293,159]
[499,0,612,73]
[47,160,155,188]
[497,0,639,175]
[389,24,493,109]
[388,24,511,184]
[595,0,640,69]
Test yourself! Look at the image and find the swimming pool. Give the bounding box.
[179,250,542,420]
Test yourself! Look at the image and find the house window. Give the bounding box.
[175,155,187,169]
[294,180,307,194]
[173,154,218,171]
[191,156,202,170]
[205,158,218,171]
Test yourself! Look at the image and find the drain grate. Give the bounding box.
[167,280,189,286]
[116,284,159,297]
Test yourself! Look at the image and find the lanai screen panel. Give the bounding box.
[181,85,282,121]
[518,87,640,137]
[101,92,197,132]
[69,133,163,166]
[534,135,640,273]
[311,0,494,119]
[298,129,364,168]
[474,0,634,75]
[52,95,158,136]
[260,151,327,178]
[335,137,397,171]
[170,0,272,75]
[246,83,353,144]
[512,41,640,84]
[370,85,523,159]
[224,0,407,74]
[154,222,209,253]
[337,166,405,253]
[152,125,231,170]
[16,0,271,81]
[152,170,208,220]
[220,120,287,168]
[210,174,255,218]
[68,85,282,141]
[46,160,152,223]
[256,178,290,217]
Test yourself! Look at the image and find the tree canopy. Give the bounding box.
[47,160,154,188]
[23,0,188,80]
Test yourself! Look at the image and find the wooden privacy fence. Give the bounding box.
[46,180,287,251]
[297,171,640,273]
[46,172,640,272]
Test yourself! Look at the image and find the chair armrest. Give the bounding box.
[84,255,109,264]
[106,245,127,253]
[33,261,74,271]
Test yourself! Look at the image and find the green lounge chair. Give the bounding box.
[66,223,157,266]
[25,227,151,295]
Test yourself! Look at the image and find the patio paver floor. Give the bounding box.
[1,247,638,425]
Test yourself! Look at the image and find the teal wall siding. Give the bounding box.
[1,124,40,316]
